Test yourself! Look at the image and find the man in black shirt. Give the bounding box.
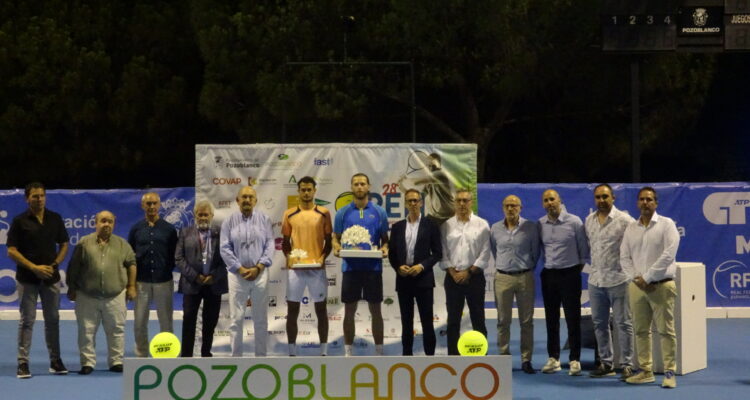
[7,182,69,378]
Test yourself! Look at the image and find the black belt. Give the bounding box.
[653,278,673,284]
[496,269,531,276]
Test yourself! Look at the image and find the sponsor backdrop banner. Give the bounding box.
[0,188,195,310]
[195,143,477,355]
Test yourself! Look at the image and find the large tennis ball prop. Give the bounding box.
[458,330,488,356]
[150,332,181,358]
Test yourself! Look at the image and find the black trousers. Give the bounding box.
[397,285,436,355]
[540,265,582,361]
[444,272,487,355]
[181,285,222,357]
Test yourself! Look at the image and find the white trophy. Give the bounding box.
[289,248,320,269]
[339,224,382,258]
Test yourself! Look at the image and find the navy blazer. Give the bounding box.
[175,225,227,295]
[388,216,442,291]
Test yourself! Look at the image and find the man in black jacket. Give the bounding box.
[175,200,227,357]
[388,189,442,355]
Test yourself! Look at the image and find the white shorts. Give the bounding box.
[286,269,327,303]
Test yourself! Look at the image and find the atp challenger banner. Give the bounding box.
[195,143,478,355]
[0,188,195,311]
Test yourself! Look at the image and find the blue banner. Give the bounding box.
[477,182,750,308]
[2,183,749,309]
[0,188,195,310]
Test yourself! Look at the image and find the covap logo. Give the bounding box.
[713,260,750,299]
[702,192,750,225]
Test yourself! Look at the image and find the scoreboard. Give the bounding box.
[602,0,750,52]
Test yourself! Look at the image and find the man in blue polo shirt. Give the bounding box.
[333,173,389,356]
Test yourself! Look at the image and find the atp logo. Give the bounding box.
[713,260,750,299]
[702,192,750,225]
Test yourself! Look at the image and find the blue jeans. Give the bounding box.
[17,282,61,363]
[589,281,634,368]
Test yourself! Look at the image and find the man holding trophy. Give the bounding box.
[281,176,333,356]
[333,173,390,356]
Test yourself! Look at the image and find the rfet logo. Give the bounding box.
[702,192,750,225]
[713,260,750,299]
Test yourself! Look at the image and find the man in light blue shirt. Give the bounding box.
[539,189,589,376]
[220,185,275,357]
[490,195,540,374]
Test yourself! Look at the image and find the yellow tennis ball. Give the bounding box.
[150,332,181,358]
[458,330,488,356]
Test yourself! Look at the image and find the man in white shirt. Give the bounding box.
[585,184,635,380]
[440,189,491,355]
[620,186,680,389]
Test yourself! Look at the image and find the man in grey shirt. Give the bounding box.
[67,211,137,375]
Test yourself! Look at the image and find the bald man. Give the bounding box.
[490,195,540,374]
[128,192,178,358]
[67,211,137,374]
[220,186,275,357]
[539,189,589,376]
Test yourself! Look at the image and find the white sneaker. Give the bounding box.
[661,370,677,388]
[568,360,582,376]
[320,343,328,356]
[541,357,561,374]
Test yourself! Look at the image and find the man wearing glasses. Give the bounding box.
[388,189,442,355]
[440,189,491,355]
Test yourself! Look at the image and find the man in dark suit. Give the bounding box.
[388,189,442,355]
[175,200,227,357]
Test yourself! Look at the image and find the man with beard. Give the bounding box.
[7,182,70,378]
[539,189,589,376]
[282,176,333,356]
[221,186,275,357]
[129,192,178,358]
[620,187,680,389]
[333,173,389,356]
[66,211,137,374]
[175,200,226,357]
[585,184,635,380]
